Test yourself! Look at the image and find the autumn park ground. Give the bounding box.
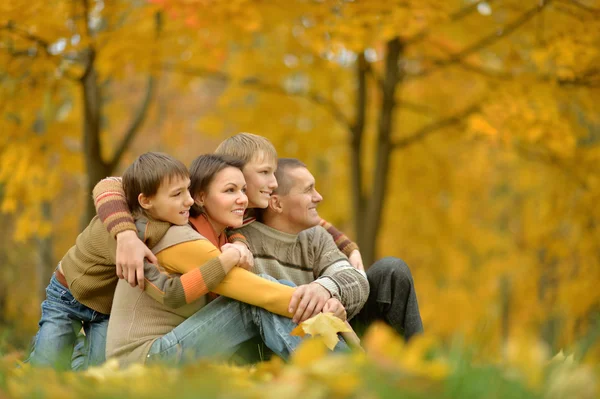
[1,319,599,399]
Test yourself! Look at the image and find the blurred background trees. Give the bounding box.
[1,0,599,359]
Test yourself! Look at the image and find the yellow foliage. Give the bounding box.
[291,312,351,350]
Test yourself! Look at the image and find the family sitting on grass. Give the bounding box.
[26,133,423,370]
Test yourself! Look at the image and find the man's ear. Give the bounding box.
[138,193,153,210]
[268,194,284,213]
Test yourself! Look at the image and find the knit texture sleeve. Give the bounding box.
[308,227,369,320]
[142,240,225,308]
[318,218,359,257]
[226,229,250,249]
[93,177,136,239]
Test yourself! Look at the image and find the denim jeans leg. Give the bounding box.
[71,332,86,371]
[28,275,83,370]
[82,313,109,369]
[147,296,262,365]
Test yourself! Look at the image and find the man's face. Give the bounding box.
[279,167,323,231]
[242,153,278,209]
[141,175,193,225]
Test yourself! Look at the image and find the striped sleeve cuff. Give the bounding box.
[313,277,341,300]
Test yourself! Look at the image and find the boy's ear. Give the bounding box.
[268,194,283,213]
[138,193,153,210]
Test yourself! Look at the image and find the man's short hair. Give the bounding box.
[122,152,189,213]
[189,154,246,217]
[214,132,277,166]
[274,158,307,196]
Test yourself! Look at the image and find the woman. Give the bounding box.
[106,155,307,367]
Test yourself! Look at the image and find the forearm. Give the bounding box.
[319,219,359,257]
[93,177,135,239]
[212,268,294,318]
[143,257,226,308]
[315,264,369,320]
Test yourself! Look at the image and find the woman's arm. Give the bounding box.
[146,240,294,317]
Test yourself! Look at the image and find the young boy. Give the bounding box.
[94,133,364,288]
[28,152,193,370]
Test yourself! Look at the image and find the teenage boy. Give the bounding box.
[28,153,194,370]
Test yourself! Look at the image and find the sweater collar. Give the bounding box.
[189,213,226,248]
[249,221,299,244]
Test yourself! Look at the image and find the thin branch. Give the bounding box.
[411,1,552,79]
[392,104,479,149]
[558,0,600,14]
[109,76,156,170]
[0,23,52,55]
[515,143,590,191]
[171,65,352,129]
[405,0,499,45]
[109,12,162,171]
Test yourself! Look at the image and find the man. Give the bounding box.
[239,158,423,339]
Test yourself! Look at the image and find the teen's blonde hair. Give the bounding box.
[214,132,277,165]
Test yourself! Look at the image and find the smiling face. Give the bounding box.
[277,166,323,233]
[139,175,193,225]
[242,152,278,209]
[197,166,248,233]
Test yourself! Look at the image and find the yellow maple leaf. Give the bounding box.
[291,312,351,350]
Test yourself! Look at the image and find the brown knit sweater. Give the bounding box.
[235,222,370,320]
[106,224,218,366]
[60,216,169,314]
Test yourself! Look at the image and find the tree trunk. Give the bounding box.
[351,54,367,248]
[81,49,110,226]
[359,38,404,267]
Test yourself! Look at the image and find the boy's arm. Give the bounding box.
[93,177,136,238]
[93,177,154,288]
[318,219,363,270]
[146,240,294,317]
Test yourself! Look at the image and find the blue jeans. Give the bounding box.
[147,274,348,364]
[27,273,109,371]
[146,294,302,365]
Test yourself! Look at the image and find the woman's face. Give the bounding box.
[197,166,248,233]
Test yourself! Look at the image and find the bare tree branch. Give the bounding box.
[392,104,479,149]
[558,0,600,14]
[0,23,52,53]
[109,75,156,170]
[405,0,499,45]
[410,1,552,79]
[170,64,352,129]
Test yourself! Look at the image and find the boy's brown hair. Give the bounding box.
[122,152,189,213]
[189,154,246,217]
[214,132,278,165]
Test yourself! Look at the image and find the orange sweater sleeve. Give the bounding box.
[157,241,294,317]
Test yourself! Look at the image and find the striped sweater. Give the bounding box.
[93,177,358,256]
[235,222,370,320]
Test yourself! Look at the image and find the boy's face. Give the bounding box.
[242,153,278,209]
[140,175,193,225]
